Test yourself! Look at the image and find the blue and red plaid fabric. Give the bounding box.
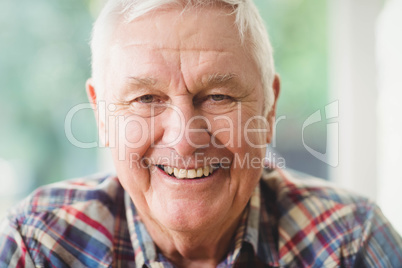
[0,169,401,267]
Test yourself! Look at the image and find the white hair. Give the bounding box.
[90,0,275,114]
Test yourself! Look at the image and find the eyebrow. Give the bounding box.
[127,76,158,86]
[125,73,240,92]
[203,73,238,87]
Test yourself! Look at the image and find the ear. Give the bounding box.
[86,78,98,110]
[266,74,281,144]
[86,79,108,146]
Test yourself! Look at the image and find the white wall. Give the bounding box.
[328,0,402,235]
[328,0,382,200]
[376,0,402,235]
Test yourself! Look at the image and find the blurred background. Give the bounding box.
[0,0,401,234]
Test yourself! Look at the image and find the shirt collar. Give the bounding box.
[243,182,261,253]
[124,192,160,267]
[236,179,281,267]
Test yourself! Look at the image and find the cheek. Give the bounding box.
[209,118,237,148]
[207,113,266,183]
[107,112,154,163]
[123,116,150,145]
[243,115,270,149]
[208,110,268,153]
[109,115,155,199]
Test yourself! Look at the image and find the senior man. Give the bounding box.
[1,0,401,267]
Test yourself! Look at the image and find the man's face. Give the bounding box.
[92,6,277,233]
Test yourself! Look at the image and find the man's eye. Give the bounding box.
[137,95,155,103]
[210,94,228,101]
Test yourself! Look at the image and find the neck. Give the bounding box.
[140,211,243,268]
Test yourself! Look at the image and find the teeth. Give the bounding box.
[178,169,187,179]
[187,169,197,179]
[203,166,210,177]
[160,165,216,179]
[196,168,203,177]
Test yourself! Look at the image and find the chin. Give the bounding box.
[152,199,230,233]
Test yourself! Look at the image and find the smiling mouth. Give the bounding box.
[155,164,221,179]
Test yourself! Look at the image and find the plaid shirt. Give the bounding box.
[0,169,401,267]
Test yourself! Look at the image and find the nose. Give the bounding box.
[161,99,211,157]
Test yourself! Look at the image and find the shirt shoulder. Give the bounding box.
[8,173,122,222]
[262,168,369,208]
[2,173,124,268]
[260,168,402,267]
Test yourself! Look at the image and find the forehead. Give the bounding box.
[114,5,241,51]
[107,5,259,89]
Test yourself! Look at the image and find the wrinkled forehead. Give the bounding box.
[105,5,256,82]
[111,5,242,52]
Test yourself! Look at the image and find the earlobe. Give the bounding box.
[266,74,281,144]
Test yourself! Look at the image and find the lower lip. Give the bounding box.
[154,166,223,184]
